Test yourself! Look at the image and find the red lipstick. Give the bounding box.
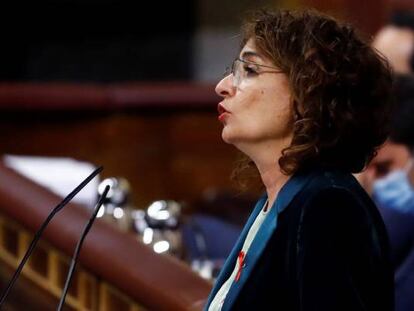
[217,103,230,122]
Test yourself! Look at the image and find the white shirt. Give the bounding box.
[208,200,270,311]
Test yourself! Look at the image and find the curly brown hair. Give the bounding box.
[232,9,393,189]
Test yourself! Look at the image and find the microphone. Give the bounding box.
[57,184,110,310]
[0,166,103,307]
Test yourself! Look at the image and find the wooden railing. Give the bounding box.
[0,163,211,310]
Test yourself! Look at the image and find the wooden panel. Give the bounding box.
[0,82,246,210]
[390,0,414,10]
[0,215,147,310]
[0,110,240,208]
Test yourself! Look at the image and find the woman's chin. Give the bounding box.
[221,128,235,144]
[221,134,232,144]
[222,131,246,147]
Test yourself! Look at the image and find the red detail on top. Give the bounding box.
[235,251,245,282]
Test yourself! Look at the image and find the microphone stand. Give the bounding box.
[57,185,110,311]
[0,166,103,307]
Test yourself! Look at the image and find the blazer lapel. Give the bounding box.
[204,195,268,310]
[221,170,316,311]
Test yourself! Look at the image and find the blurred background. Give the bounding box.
[0,0,412,310]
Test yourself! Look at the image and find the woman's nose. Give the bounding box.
[215,75,235,98]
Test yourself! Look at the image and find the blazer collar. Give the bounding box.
[205,168,317,311]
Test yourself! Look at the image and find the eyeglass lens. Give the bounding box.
[231,59,243,87]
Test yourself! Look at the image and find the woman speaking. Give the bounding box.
[205,9,394,311]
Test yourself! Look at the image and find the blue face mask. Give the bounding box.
[372,169,414,214]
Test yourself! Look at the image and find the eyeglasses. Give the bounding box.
[224,58,284,88]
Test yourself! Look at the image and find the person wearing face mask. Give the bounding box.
[358,25,414,311]
[356,12,414,193]
[204,9,394,311]
[370,74,414,311]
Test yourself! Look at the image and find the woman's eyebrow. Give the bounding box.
[240,50,263,61]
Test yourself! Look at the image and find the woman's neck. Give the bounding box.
[239,139,292,207]
[256,161,290,208]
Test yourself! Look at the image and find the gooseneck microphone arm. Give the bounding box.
[0,166,103,307]
[57,185,110,311]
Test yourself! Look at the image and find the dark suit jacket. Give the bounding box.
[204,168,394,311]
